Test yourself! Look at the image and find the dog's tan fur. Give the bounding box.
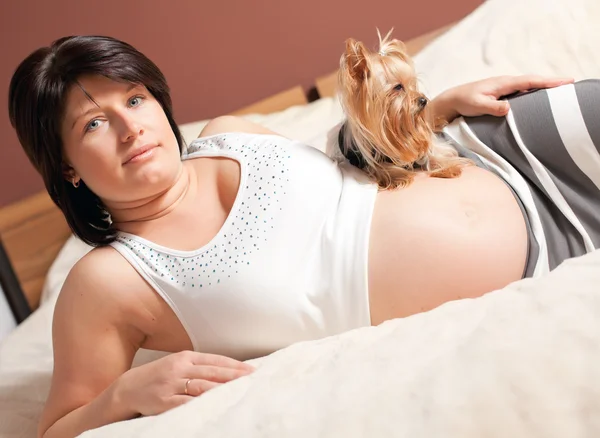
[337,30,472,190]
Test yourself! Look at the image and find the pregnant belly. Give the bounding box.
[366,166,528,325]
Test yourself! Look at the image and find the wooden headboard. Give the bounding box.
[0,23,452,314]
[0,192,72,312]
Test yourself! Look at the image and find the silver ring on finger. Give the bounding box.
[185,378,193,395]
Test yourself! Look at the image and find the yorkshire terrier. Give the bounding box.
[335,30,472,190]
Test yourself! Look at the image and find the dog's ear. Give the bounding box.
[342,39,370,82]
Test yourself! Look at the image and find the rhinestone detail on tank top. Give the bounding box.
[114,134,291,289]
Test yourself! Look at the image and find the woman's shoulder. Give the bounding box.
[186,116,299,159]
[70,245,129,275]
[57,245,148,310]
[197,115,284,139]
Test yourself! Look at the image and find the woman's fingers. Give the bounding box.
[182,379,221,397]
[488,98,510,116]
[187,364,252,383]
[166,395,195,410]
[494,75,574,97]
[185,351,255,372]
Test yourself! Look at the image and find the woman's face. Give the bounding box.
[60,75,182,204]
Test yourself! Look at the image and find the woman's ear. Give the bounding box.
[62,162,80,187]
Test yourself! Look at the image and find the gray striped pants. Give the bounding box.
[443,80,600,278]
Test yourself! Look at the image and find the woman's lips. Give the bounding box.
[124,144,158,164]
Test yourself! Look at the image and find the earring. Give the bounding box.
[101,209,113,225]
[72,178,80,188]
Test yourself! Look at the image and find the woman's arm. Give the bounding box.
[39,249,145,438]
[41,326,140,438]
[429,75,574,125]
[39,248,253,438]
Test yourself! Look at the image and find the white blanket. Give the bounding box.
[2,0,600,436]
[81,249,600,438]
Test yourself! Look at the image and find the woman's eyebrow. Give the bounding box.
[71,106,100,129]
[70,83,138,129]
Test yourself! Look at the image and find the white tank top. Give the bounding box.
[110,132,377,360]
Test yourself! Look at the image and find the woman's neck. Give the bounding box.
[107,165,196,229]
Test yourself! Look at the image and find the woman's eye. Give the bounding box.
[85,119,101,132]
[129,95,145,106]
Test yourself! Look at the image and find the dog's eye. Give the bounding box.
[393,84,404,91]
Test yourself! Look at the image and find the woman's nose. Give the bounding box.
[119,115,144,142]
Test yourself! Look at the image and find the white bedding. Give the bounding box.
[2,0,600,436]
[82,249,600,438]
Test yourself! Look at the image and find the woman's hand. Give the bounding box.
[431,75,575,124]
[116,350,254,417]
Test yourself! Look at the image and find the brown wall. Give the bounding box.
[0,0,482,207]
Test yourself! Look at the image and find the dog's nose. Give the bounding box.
[417,96,428,108]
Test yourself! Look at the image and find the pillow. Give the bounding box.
[411,0,600,98]
[40,235,92,305]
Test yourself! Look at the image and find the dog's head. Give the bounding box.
[338,30,434,171]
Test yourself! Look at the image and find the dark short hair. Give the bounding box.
[8,35,186,246]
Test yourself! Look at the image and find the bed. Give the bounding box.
[1,0,600,436]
